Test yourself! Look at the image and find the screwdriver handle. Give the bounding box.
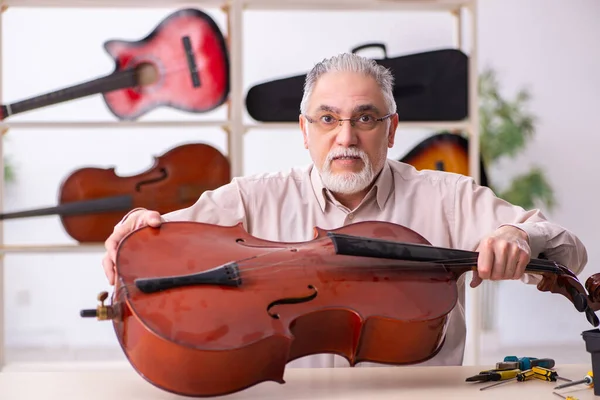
[503,356,555,369]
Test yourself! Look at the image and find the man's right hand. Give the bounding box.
[102,209,164,285]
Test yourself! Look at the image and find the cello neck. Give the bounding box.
[0,63,157,120]
[0,194,133,220]
[326,232,561,275]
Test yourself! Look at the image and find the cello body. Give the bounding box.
[59,144,230,242]
[0,143,231,243]
[81,220,600,397]
[109,221,457,397]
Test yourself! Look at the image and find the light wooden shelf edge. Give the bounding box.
[0,244,105,254]
[1,120,471,131]
[2,0,227,8]
[0,120,230,130]
[243,0,471,12]
[245,120,471,130]
[2,0,474,11]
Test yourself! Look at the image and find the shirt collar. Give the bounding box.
[310,159,394,212]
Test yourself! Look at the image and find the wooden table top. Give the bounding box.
[0,362,596,399]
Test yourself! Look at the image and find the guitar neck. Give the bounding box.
[0,194,133,220]
[0,68,139,119]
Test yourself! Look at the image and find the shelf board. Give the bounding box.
[1,0,227,8]
[2,0,473,10]
[0,120,229,130]
[1,120,470,131]
[244,0,473,11]
[244,120,471,131]
[0,243,105,254]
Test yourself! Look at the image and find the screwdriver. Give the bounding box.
[480,369,537,390]
[531,366,572,382]
[554,370,593,390]
[465,368,520,382]
[553,392,579,400]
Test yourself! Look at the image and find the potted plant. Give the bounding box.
[479,67,555,212]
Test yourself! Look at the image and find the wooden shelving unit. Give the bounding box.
[0,0,480,369]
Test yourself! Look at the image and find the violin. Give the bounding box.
[80,220,600,397]
[0,143,230,242]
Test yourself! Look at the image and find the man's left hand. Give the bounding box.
[470,225,531,288]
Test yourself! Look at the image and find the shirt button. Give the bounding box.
[348,213,354,220]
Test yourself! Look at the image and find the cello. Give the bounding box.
[80,220,600,397]
[0,143,230,242]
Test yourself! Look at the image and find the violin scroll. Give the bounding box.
[586,274,600,305]
[536,265,600,327]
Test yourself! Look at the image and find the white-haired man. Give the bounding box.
[101,53,587,367]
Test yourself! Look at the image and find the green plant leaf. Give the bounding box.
[479,67,536,165]
[478,67,554,212]
[497,167,556,212]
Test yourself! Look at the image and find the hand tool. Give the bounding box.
[553,392,579,400]
[554,370,593,390]
[465,369,520,382]
[531,366,572,383]
[480,369,537,390]
[497,356,555,370]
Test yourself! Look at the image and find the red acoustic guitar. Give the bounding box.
[0,8,229,121]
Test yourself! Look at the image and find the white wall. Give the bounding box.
[1,0,599,362]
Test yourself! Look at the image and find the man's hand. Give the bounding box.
[470,225,531,288]
[102,209,164,285]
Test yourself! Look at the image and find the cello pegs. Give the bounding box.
[80,291,115,321]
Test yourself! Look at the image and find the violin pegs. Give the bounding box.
[585,308,600,327]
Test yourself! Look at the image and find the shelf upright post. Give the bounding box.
[227,0,245,178]
[452,5,463,50]
[464,0,481,367]
[0,0,5,372]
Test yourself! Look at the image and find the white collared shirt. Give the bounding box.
[160,159,587,367]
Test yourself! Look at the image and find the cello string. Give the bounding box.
[120,237,566,287]
[226,257,562,283]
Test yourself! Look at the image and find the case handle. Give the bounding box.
[350,43,388,59]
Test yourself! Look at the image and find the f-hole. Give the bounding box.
[136,168,168,191]
[267,284,318,319]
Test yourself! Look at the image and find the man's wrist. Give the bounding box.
[501,224,529,243]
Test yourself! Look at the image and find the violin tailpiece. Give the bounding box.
[134,262,242,294]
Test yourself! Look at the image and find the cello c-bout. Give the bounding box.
[80,220,600,397]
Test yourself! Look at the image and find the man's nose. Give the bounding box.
[335,120,358,147]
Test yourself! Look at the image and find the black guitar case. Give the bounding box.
[245,43,468,122]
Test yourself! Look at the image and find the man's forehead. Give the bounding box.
[307,71,387,114]
[315,103,382,114]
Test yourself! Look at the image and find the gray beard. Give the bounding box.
[320,156,374,195]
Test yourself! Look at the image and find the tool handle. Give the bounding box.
[503,356,555,369]
[532,358,556,369]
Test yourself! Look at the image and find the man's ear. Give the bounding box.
[387,113,399,148]
[299,114,309,149]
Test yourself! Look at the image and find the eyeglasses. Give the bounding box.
[303,113,394,132]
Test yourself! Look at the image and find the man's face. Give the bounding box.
[300,71,398,195]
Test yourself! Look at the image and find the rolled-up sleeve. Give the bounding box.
[452,175,588,283]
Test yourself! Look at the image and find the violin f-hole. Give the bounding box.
[135,167,168,191]
[267,284,318,319]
